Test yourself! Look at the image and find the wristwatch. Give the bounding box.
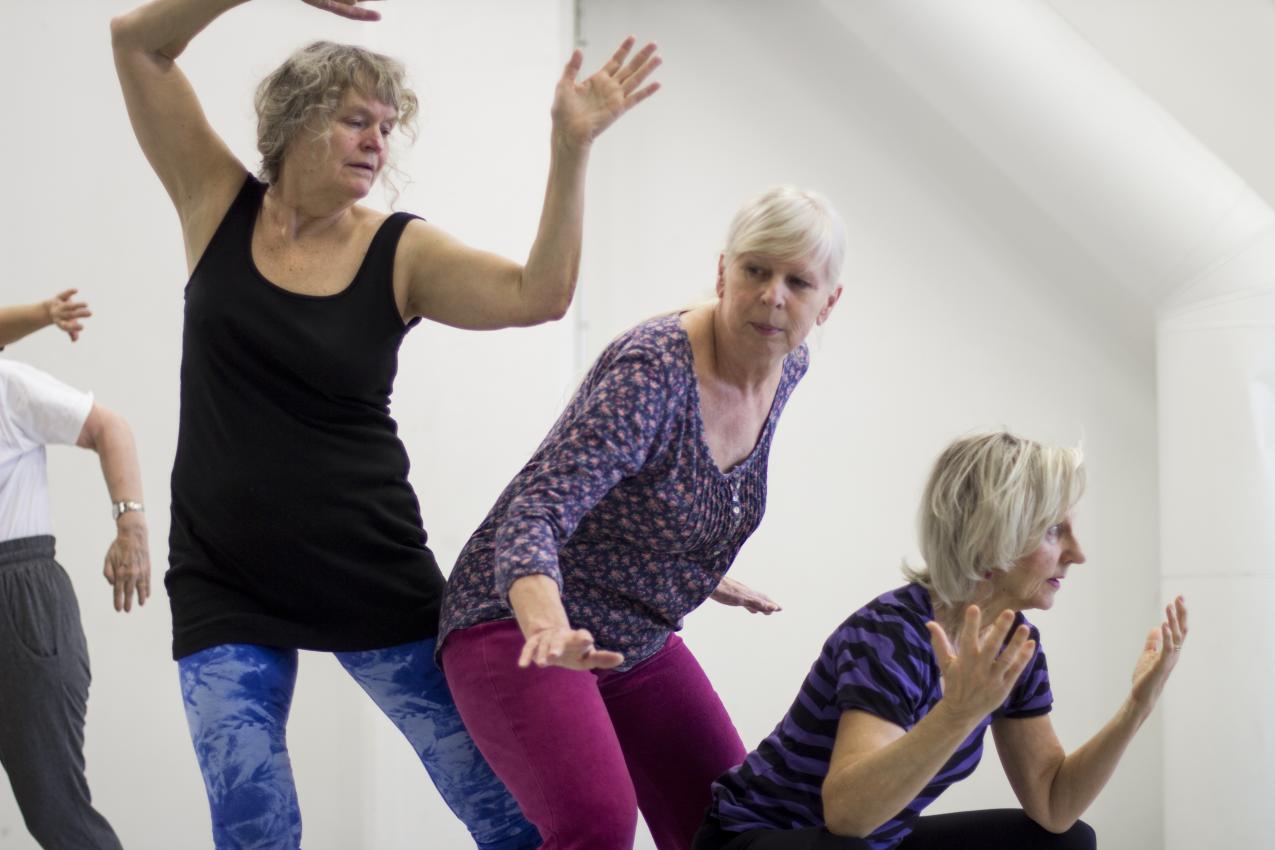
[111,500,145,521]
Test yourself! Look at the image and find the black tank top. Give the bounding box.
[166,174,445,659]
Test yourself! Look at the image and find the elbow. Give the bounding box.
[821,786,877,840]
[543,296,571,323]
[110,11,170,61]
[823,816,871,840]
[519,272,575,325]
[109,13,135,50]
[528,290,572,325]
[1024,807,1078,836]
[823,813,874,840]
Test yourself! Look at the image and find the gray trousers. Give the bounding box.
[0,536,122,850]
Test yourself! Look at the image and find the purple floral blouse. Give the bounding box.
[438,313,809,670]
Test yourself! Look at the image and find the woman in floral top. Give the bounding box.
[440,187,846,850]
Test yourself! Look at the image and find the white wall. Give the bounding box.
[577,2,1159,848]
[1,1,577,848]
[4,0,1256,848]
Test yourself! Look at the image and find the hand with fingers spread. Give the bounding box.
[518,625,625,671]
[508,573,625,671]
[0,290,92,347]
[1129,595,1188,712]
[927,605,1037,724]
[710,575,782,615]
[43,289,92,342]
[104,515,151,613]
[552,36,662,151]
[299,0,383,21]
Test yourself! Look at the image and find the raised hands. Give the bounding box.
[711,575,782,615]
[518,625,625,671]
[551,37,662,151]
[299,0,383,21]
[44,289,92,342]
[1129,595,1188,712]
[927,606,1036,724]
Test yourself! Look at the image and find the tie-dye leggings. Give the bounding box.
[178,640,541,850]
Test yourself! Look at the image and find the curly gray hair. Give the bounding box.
[254,41,419,185]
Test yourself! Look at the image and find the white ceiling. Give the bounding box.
[1048,0,1275,211]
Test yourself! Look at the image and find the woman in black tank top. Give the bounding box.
[112,1,661,846]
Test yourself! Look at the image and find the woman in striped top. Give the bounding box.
[696,431,1188,849]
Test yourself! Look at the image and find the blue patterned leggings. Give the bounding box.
[178,640,541,850]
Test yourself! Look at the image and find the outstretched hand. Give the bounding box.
[927,605,1036,724]
[518,625,625,671]
[44,289,91,342]
[710,575,782,615]
[1129,595,1188,712]
[299,0,382,21]
[552,36,662,150]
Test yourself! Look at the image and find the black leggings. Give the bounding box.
[694,809,1097,850]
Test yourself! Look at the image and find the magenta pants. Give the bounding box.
[442,619,747,850]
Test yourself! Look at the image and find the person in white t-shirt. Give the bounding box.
[0,306,148,850]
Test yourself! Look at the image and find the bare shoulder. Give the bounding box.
[396,216,457,259]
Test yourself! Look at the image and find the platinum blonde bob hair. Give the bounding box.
[254,41,420,185]
[904,431,1085,607]
[724,187,847,287]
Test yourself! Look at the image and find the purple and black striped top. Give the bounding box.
[710,582,1052,848]
[439,313,808,670]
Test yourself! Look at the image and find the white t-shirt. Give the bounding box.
[0,360,94,542]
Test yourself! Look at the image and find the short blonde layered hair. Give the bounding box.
[724,187,847,287]
[905,432,1086,607]
[254,41,420,185]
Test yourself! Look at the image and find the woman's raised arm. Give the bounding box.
[993,596,1188,833]
[399,38,662,330]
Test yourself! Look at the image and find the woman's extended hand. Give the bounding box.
[44,289,91,342]
[927,605,1036,724]
[551,37,661,151]
[710,575,782,614]
[299,0,383,21]
[1129,595,1188,713]
[518,626,625,671]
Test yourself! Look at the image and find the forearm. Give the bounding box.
[507,574,571,638]
[111,0,247,62]
[824,703,981,837]
[517,135,592,323]
[0,303,50,347]
[1038,699,1147,831]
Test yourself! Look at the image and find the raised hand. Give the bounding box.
[518,625,625,671]
[927,605,1036,724]
[551,36,662,150]
[1130,595,1187,711]
[710,575,782,615]
[299,0,383,21]
[44,289,91,342]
